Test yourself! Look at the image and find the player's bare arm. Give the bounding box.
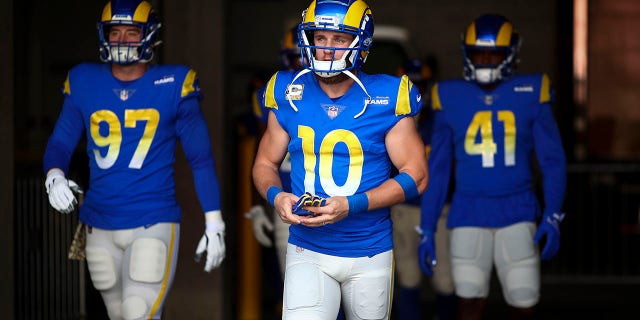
[377,116,428,207]
[252,111,301,224]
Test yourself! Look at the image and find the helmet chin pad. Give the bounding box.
[109,45,142,64]
[474,68,501,84]
[312,59,347,78]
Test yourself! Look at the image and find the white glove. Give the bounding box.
[245,205,274,247]
[45,169,82,214]
[194,210,226,272]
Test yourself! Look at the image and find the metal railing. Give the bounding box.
[544,163,640,280]
[15,176,85,320]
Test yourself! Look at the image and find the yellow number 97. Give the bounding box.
[90,108,160,169]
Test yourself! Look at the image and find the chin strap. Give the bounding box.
[286,69,311,112]
[286,69,371,118]
[342,70,371,118]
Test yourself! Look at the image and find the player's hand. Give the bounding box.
[245,205,274,247]
[45,169,83,214]
[417,227,437,276]
[534,212,565,260]
[273,192,302,225]
[195,210,226,272]
[298,195,348,227]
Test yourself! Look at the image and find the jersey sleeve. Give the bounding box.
[43,72,85,175]
[179,69,204,103]
[176,96,221,212]
[394,75,422,117]
[262,71,295,130]
[420,83,453,233]
[533,75,566,215]
[263,71,281,111]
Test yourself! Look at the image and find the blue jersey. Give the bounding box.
[421,74,566,232]
[43,63,221,229]
[264,70,422,257]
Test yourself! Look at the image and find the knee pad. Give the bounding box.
[450,228,493,298]
[129,238,167,283]
[284,263,322,311]
[122,295,148,320]
[86,246,117,291]
[495,223,540,308]
[452,266,487,298]
[502,269,539,308]
[104,302,122,320]
[353,276,390,319]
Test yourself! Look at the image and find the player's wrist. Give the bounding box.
[543,211,565,232]
[204,210,225,233]
[415,225,434,237]
[266,186,283,207]
[204,210,223,223]
[347,193,368,214]
[46,168,66,179]
[45,168,67,193]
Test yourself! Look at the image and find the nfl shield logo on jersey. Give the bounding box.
[483,94,495,106]
[321,104,345,119]
[114,89,135,101]
[328,106,339,118]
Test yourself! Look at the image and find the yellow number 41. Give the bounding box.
[464,110,515,168]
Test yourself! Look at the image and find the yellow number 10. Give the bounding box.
[464,110,516,168]
[298,125,364,196]
[90,108,160,169]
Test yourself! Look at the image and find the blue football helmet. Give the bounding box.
[462,14,521,84]
[97,0,161,64]
[280,25,303,71]
[398,59,432,87]
[298,0,374,77]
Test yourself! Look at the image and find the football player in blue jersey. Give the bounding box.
[42,1,226,319]
[252,0,428,318]
[247,25,347,320]
[419,14,567,320]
